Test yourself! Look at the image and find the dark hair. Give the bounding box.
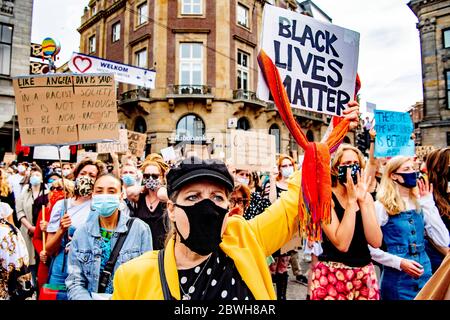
[94,173,123,188]
[426,148,450,218]
[73,158,106,180]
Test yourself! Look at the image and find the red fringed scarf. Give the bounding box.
[258,50,360,241]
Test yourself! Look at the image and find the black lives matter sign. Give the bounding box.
[257,6,360,116]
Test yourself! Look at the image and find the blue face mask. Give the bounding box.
[92,194,121,218]
[281,167,294,178]
[122,174,136,187]
[30,176,42,186]
[395,172,417,189]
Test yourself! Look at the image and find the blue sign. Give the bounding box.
[374,110,415,158]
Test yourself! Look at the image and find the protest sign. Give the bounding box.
[77,150,98,163]
[226,130,276,171]
[33,146,71,161]
[366,101,376,114]
[13,73,119,146]
[127,131,147,158]
[374,110,415,158]
[2,152,16,164]
[97,129,129,154]
[257,5,359,116]
[68,52,156,89]
[415,145,436,161]
[160,146,177,162]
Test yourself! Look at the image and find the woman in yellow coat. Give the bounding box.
[112,107,360,300]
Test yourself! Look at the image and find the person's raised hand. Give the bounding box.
[418,178,433,198]
[60,213,72,232]
[343,101,360,130]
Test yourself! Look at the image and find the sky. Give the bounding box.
[31,0,422,113]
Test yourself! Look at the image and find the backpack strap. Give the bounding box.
[158,249,173,300]
[97,217,135,293]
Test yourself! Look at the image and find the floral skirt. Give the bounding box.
[311,261,380,300]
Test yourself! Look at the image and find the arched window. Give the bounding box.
[134,116,147,133]
[237,117,250,131]
[269,124,281,154]
[176,114,205,139]
[306,130,314,142]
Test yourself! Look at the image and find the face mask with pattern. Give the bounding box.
[144,177,160,191]
[75,176,95,197]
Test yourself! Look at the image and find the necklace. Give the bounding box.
[146,196,159,210]
[179,254,212,300]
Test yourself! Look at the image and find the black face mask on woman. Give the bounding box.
[174,199,228,256]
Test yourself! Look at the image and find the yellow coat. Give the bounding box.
[112,171,301,300]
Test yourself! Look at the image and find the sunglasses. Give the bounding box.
[230,198,249,206]
[143,173,160,180]
[50,186,64,191]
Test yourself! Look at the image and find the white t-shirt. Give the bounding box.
[47,198,92,233]
[0,202,13,219]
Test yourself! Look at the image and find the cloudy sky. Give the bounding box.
[31,0,422,113]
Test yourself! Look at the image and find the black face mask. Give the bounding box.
[174,199,228,256]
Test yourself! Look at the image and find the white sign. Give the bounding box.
[68,52,156,89]
[77,150,98,163]
[33,146,71,161]
[97,129,129,154]
[160,146,177,162]
[366,102,376,114]
[257,5,360,116]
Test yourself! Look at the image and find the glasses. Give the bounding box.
[230,198,248,206]
[50,186,64,191]
[143,173,160,180]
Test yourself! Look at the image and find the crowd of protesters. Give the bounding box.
[1,113,449,300]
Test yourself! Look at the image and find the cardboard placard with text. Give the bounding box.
[12,73,119,146]
[415,145,437,161]
[2,152,16,164]
[257,5,360,116]
[76,150,98,163]
[97,129,129,154]
[127,130,147,158]
[226,130,276,172]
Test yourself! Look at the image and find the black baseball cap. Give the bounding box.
[166,157,234,196]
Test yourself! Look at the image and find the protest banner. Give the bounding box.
[2,152,16,164]
[12,73,119,146]
[127,130,147,157]
[374,110,415,158]
[257,5,360,116]
[226,130,276,171]
[415,145,437,161]
[68,52,156,89]
[77,150,98,163]
[33,145,71,160]
[97,129,129,154]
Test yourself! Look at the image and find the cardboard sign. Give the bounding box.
[76,150,98,163]
[226,130,276,171]
[415,145,437,161]
[257,5,360,116]
[2,152,16,164]
[127,131,147,158]
[374,110,415,158]
[97,129,129,154]
[12,73,119,146]
[33,146,71,160]
[68,52,156,89]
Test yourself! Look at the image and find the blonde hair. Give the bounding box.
[330,144,366,187]
[51,178,75,198]
[377,156,419,216]
[0,169,11,197]
[276,154,297,181]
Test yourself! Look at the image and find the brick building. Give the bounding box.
[408,0,450,147]
[77,0,341,160]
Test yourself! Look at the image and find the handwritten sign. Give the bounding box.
[12,73,119,146]
[76,150,98,163]
[415,145,436,161]
[127,131,147,158]
[374,110,415,158]
[226,130,276,171]
[257,5,359,116]
[97,129,129,154]
[2,152,16,164]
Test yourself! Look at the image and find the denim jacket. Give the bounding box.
[66,210,152,300]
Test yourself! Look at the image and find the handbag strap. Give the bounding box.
[158,249,173,300]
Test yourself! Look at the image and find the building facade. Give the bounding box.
[77,0,338,161]
[408,0,450,147]
[408,100,424,145]
[0,0,34,159]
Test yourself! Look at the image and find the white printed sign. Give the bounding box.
[68,52,156,89]
[33,146,71,161]
[257,5,360,116]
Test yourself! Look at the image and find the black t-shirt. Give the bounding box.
[177,249,254,300]
[133,193,169,250]
[319,193,372,267]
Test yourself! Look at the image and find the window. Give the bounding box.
[447,70,450,109]
[444,29,450,48]
[237,50,249,91]
[182,0,202,15]
[176,114,205,139]
[306,130,314,142]
[237,117,250,131]
[237,3,249,28]
[88,35,96,54]
[91,4,97,16]
[269,124,281,154]
[179,43,203,86]
[0,24,13,75]
[135,48,147,68]
[112,22,120,42]
[137,2,148,26]
[447,132,450,146]
[134,116,147,133]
